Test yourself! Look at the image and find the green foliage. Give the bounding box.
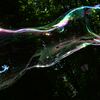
[0,0,100,28]
[18,0,100,27]
[18,0,65,27]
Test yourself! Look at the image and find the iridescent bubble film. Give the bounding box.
[0,5,100,90]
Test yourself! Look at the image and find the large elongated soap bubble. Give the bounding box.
[0,5,100,90]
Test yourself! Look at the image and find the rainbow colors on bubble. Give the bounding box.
[0,5,100,90]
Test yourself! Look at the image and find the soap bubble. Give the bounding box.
[0,5,100,90]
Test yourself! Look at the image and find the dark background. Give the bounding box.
[0,0,100,100]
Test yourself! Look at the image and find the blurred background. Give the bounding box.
[0,0,100,100]
[0,0,99,28]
